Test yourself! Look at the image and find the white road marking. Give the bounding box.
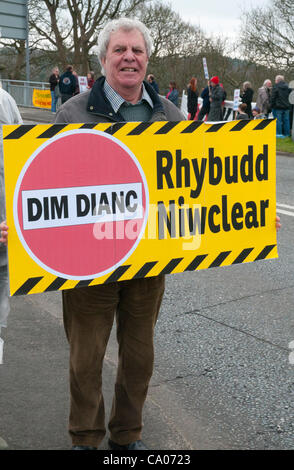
[276,208,294,217]
[276,203,294,217]
[276,203,294,210]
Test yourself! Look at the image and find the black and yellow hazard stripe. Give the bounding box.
[11,244,276,296]
[4,119,275,141]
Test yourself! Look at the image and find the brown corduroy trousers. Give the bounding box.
[62,275,165,448]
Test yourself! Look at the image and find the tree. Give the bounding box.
[240,0,294,75]
[0,40,26,80]
[139,1,207,92]
[29,0,150,74]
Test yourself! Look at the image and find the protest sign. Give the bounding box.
[32,89,51,109]
[78,76,88,93]
[233,89,241,111]
[202,58,209,80]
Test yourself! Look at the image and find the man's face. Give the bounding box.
[101,28,149,97]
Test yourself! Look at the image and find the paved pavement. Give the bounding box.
[0,107,294,451]
[18,106,54,124]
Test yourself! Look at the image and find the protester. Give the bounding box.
[270,75,291,137]
[207,76,224,121]
[252,107,263,119]
[197,84,210,121]
[49,67,60,113]
[240,81,254,119]
[87,71,95,89]
[59,65,77,103]
[51,17,184,451]
[147,74,159,93]
[166,81,179,107]
[256,79,272,118]
[187,77,198,120]
[236,103,249,120]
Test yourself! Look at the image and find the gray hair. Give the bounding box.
[263,79,271,87]
[275,75,284,83]
[97,17,153,75]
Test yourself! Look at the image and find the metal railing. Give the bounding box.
[180,91,256,121]
[1,79,50,108]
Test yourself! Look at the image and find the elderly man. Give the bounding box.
[0,20,283,448]
[270,75,291,137]
[55,18,184,450]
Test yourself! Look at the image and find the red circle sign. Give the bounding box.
[14,129,149,279]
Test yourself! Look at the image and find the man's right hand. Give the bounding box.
[0,221,8,246]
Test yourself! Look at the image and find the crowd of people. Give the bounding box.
[48,66,96,112]
[184,74,292,137]
[49,62,292,139]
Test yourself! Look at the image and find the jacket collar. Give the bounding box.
[87,76,165,121]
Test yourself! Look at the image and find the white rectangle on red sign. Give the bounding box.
[21,182,143,230]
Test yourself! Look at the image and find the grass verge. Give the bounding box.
[276,136,294,154]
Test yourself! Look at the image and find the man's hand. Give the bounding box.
[0,221,8,246]
[276,215,281,231]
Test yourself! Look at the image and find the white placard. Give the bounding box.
[233,89,241,111]
[78,76,88,93]
[202,58,209,80]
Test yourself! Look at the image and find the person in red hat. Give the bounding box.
[207,76,225,121]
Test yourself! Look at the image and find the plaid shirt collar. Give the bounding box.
[103,79,153,113]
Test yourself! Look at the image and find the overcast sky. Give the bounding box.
[166,0,270,38]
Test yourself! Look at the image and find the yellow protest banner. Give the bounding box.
[3,119,277,296]
[32,89,51,109]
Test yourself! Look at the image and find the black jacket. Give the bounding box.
[240,88,254,117]
[59,71,77,96]
[270,81,291,110]
[200,86,210,110]
[86,76,166,121]
[187,87,198,114]
[49,73,59,91]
